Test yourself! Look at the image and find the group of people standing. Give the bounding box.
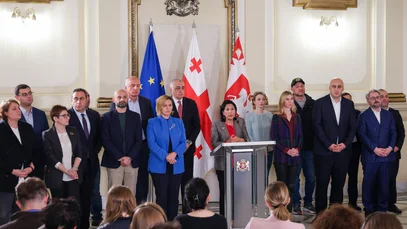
[0,75,404,229]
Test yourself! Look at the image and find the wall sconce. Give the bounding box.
[11,7,36,23]
[320,16,338,27]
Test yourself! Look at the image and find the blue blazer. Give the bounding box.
[313,95,357,156]
[101,109,142,168]
[147,116,186,174]
[358,108,397,164]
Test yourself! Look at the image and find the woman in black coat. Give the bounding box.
[42,105,82,201]
[0,99,35,226]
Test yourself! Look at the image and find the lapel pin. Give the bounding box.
[69,132,74,135]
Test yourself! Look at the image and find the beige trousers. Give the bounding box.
[107,165,138,194]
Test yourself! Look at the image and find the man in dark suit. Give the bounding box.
[169,79,200,213]
[109,76,154,204]
[313,78,356,214]
[358,89,396,216]
[14,84,49,180]
[103,89,142,194]
[67,88,101,229]
[342,92,363,211]
[379,89,405,214]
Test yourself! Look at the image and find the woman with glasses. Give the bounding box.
[43,105,82,201]
[0,99,35,226]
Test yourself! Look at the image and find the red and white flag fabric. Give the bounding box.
[183,29,214,178]
[224,35,251,117]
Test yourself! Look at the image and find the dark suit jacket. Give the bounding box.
[171,97,200,153]
[0,121,35,193]
[358,108,397,164]
[109,95,155,134]
[294,94,315,150]
[101,109,142,168]
[388,108,405,159]
[313,95,357,156]
[20,107,49,165]
[0,211,42,229]
[68,108,101,175]
[211,117,250,171]
[42,126,83,189]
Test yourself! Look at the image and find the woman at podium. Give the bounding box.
[211,100,250,216]
[245,92,273,178]
[270,91,302,212]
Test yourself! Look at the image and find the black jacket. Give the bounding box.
[389,108,405,159]
[0,121,35,193]
[294,94,315,150]
[0,211,42,229]
[97,217,132,229]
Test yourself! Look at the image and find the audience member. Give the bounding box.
[169,79,200,213]
[39,198,81,229]
[312,204,363,229]
[131,202,167,229]
[245,181,304,229]
[245,91,273,178]
[362,212,403,229]
[0,177,48,229]
[101,89,142,193]
[291,78,316,215]
[147,95,186,220]
[14,84,49,179]
[313,78,356,213]
[175,178,227,229]
[0,99,35,225]
[211,100,250,215]
[42,105,82,202]
[271,91,302,212]
[151,222,181,229]
[97,186,136,229]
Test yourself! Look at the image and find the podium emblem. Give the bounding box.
[236,159,250,172]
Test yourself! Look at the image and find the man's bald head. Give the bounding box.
[113,89,128,108]
[329,78,344,100]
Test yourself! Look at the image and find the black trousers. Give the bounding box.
[388,159,400,205]
[314,152,350,213]
[181,146,195,213]
[274,163,299,212]
[136,141,150,205]
[151,168,182,221]
[79,160,95,229]
[50,180,81,202]
[347,142,362,205]
[216,170,225,216]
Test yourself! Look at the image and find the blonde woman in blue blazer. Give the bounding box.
[147,95,186,221]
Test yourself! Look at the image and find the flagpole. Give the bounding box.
[147,17,154,203]
[149,18,153,33]
[192,19,196,29]
[236,25,240,39]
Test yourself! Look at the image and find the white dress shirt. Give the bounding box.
[371,107,381,124]
[56,132,73,182]
[330,95,341,125]
[173,97,183,111]
[73,109,91,133]
[11,126,22,144]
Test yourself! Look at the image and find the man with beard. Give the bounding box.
[101,89,142,193]
[379,89,404,214]
[358,89,396,216]
[14,84,49,179]
[290,78,316,215]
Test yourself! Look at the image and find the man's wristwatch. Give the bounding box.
[186,140,192,145]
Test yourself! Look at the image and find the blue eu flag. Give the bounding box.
[140,31,165,115]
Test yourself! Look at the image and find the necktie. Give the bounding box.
[81,113,90,139]
[177,100,183,119]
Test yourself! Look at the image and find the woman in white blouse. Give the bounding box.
[42,105,82,201]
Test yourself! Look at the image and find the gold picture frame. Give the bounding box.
[128,0,238,76]
[0,0,63,3]
[293,0,357,10]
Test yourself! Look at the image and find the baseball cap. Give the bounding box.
[291,78,305,87]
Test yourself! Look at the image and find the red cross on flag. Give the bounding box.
[183,29,214,178]
[224,35,251,117]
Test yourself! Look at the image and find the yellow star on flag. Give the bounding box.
[140,84,143,90]
[160,80,164,87]
[148,77,155,85]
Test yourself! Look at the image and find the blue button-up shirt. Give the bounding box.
[128,98,145,140]
[20,106,34,127]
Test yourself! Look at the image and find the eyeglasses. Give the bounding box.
[73,97,86,101]
[368,96,381,101]
[19,91,33,97]
[58,114,70,118]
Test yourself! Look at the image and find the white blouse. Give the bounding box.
[56,132,73,182]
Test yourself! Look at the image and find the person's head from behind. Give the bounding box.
[131,202,167,229]
[312,204,363,229]
[150,222,181,229]
[184,177,210,212]
[41,198,80,229]
[362,212,403,229]
[15,177,49,211]
[103,185,136,225]
[264,181,291,221]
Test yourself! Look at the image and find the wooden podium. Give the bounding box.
[211,141,276,229]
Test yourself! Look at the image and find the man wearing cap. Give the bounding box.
[291,78,316,215]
